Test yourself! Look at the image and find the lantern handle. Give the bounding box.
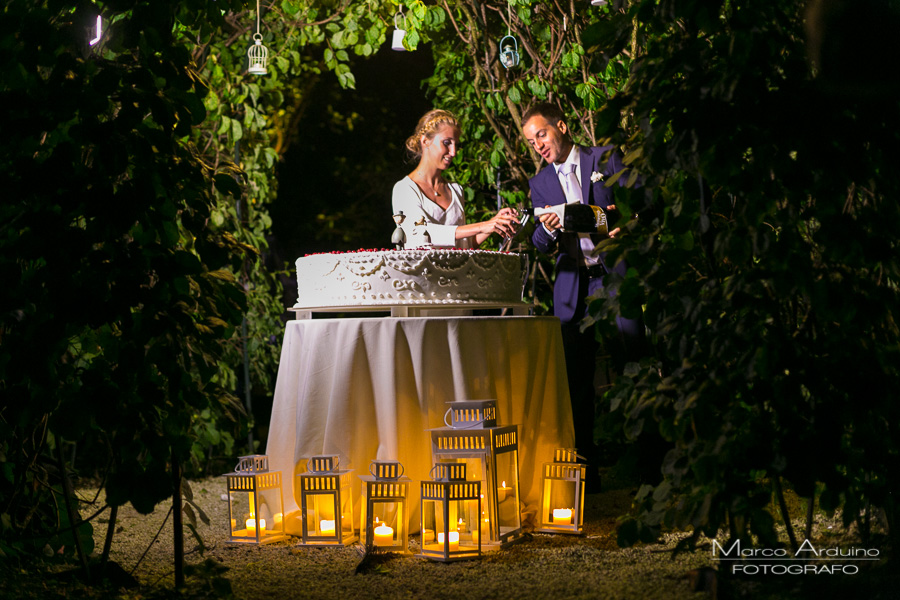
[369,460,404,479]
[394,5,405,30]
[443,407,487,429]
[306,455,339,473]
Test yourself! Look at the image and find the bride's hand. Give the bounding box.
[481,209,518,237]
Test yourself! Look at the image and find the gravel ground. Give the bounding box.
[81,477,713,600]
[4,477,892,600]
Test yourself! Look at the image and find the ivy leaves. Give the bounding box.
[591,0,900,549]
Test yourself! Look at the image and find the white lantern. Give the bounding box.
[224,455,288,545]
[537,448,586,534]
[429,400,523,549]
[298,455,356,546]
[392,8,407,51]
[420,463,481,562]
[359,460,411,553]
[248,33,268,75]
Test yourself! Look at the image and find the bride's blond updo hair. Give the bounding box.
[405,109,459,158]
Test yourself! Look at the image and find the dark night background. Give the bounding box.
[270,39,435,286]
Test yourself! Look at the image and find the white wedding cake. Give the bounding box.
[294,249,527,309]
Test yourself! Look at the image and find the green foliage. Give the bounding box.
[182,0,406,423]
[589,0,900,548]
[1,0,250,554]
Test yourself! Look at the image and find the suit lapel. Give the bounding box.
[579,146,595,205]
[537,164,567,205]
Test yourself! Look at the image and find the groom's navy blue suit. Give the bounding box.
[530,144,644,467]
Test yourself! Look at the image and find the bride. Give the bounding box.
[392,109,517,248]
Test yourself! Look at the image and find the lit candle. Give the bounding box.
[437,531,460,551]
[457,518,467,533]
[552,508,573,525]
[497,481,512,503]
[319,519,336,536]
[422,528,435,542]
[374,523,394,546]
[246,518,266,532]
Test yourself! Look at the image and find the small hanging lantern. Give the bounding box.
[429,400,523,549]
[89,15,103,47]
[392,6,407,52]
[224,455,288,545]
[420,463,481,562]
[359,460,411,553]
[499,35,520,69]
[591,0,609,6]
[247,0,268,75]
[298,455,356,546]
[537,448,587,535]
[499,2,520,69]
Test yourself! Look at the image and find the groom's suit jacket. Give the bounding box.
[529,144,627,324]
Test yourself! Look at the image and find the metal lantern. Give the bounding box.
[429,400,523,549]
[248,33,268,75]
[392,8,407,51]
[420,463,481,562]
[591,0,609,5]
[537,448,587,535]
[298,455,356,546]
[224,455,288,545]
[359,460,411,553]
[499,35,520,69]
[247,0,268,75]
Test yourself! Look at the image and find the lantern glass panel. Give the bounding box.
[421,497,481,557]
[547,479,578,520]
[306,492,337,535]
[339,476,355,537]
[366,500,402,546]
[229,489,282,537]
[494,450,520,536]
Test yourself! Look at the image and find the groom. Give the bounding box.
[522,102,644,473]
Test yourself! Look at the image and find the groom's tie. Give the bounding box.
[559,163,583,203]
[559,163,600,267]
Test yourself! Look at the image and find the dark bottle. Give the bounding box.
[527,203,608,235]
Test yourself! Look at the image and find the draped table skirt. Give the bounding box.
[265,315,574,535]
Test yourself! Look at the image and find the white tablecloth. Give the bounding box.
[265,316,574,535]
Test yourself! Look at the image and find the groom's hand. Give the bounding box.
[539,205,561,230]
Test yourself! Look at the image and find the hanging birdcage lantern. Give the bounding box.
[420,463,481,562]
[499,35,520,69]
[429,400,523,549]
[247,0,268,75]
[359,460,411,553]
[224,455,288,545]
[537,448,587,535]
[392,6,407,52]
[248,34,268,75]
[298,455,356,546]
